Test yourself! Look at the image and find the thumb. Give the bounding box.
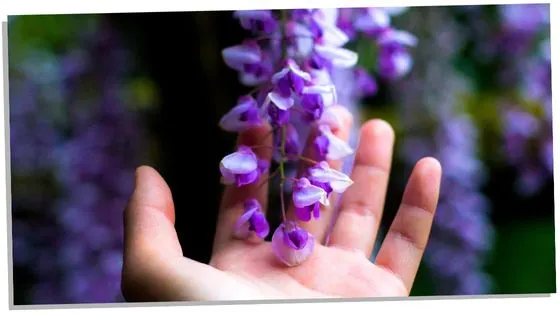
[121,166,263,302]
[124,165,181,258]
[122,165,184,301]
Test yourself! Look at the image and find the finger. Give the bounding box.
[213,124,273,254]
[374,157,442,294]
[122,165,184,300]
[286,105,353,243]
[327,119,395,257]
[122,166,264,302]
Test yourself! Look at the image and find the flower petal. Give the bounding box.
[317,104,343,129]
[319,125,354,160]
[293,177,329,207]
[267,91,295,111]
[309,161,354,193]
[302,84,337,108]
[218,97,262,132]
[271,222,315,267]
[220,147,258,174]
[378,29,418,47]
[314,45,358,68]
[221,44,261,71]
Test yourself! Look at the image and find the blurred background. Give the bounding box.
[8,4,555,305]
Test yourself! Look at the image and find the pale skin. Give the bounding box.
[121,105,442,301]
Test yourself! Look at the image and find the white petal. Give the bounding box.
[320,24,349,47]
[293,184,328,208]
[287,59,312,81]
[315,8,339,25]
[320,125,354,160]
[309,164,353,193]
[314,45,358,68]
[310,68,333,85]
[317,106,342,130]
[293,23,315,57]
[267,92,295,110]
[221,151,257,174]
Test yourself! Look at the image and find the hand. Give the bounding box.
[121,106,442,302]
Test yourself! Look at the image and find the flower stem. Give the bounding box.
[279,124,287,221]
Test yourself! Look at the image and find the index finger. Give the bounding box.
[213,125,273,254]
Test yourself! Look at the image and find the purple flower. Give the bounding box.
[376,29,417,79]
[219,95,262,132]
[220,146,268,187]
[271,59,312,97]
[313,44,358,68]
[263,91,294,126]
[313,124,353,160]
[293,177,329,221]
[222,41,262,72]
[233,199,270,240]
[354,67,378,97]
[222,41,273,86]
[233,10,278,34]
[273,124,301,162]
[271,221,315,267]
[353,8,391,37]
[300,84,336,122]
[308,161,353,196]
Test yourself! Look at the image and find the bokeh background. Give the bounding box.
[8,4,555,305]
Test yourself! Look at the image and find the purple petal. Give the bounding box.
[235,169,259,187]
[377,29,418,47]
[221,43,261,71]
[313,134,329,160]
[234,10,277,33]
[378,48,413,79]
[302,84,337,108]
[353,8,390,35]
[219,96,262,132]
[271,222,315,267]
[293,177,329,207]
[233,199,269,239]
[354,67,378,97]
[318,125,354,160]
[232,203,259,239]
[272,60,312,95]
[295,202,321,221]
[295,205,312,221]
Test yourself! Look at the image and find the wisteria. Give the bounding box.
[390,7,494,294]
[496,4,552,196]
[219,8,417,266]
[10,18,145,303]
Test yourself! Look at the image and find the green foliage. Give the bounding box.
[486,220,556,294]
[8,14,99,64]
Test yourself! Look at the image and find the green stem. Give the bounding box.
[278,9,289,222]
[279,124,287,221]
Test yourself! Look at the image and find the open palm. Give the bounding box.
[121,106,442,302]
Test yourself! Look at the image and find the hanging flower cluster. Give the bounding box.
[218,8,417,267]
